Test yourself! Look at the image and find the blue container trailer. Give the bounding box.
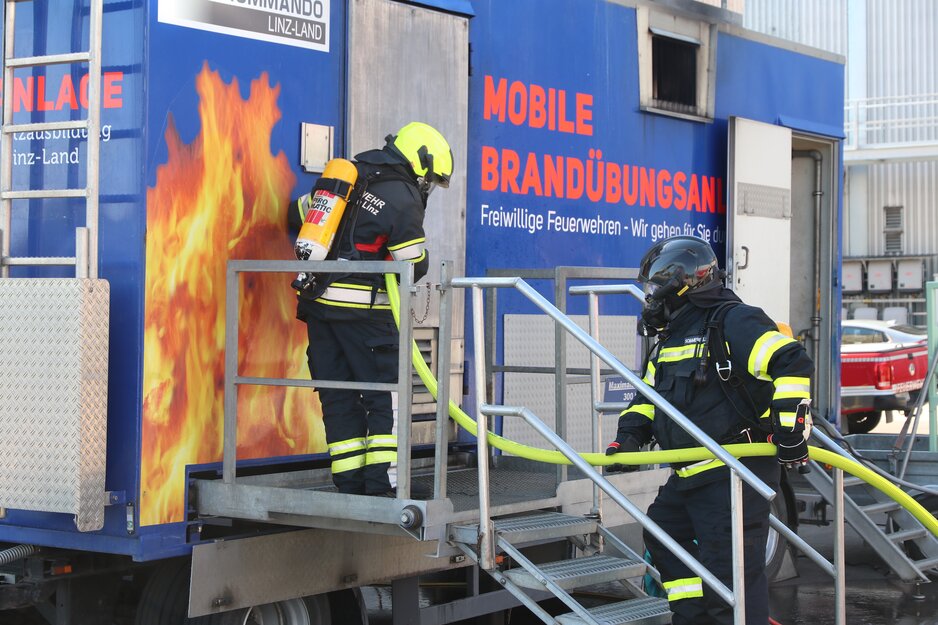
[0,0,844,622]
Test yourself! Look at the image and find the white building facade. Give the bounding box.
[744,0,938,323]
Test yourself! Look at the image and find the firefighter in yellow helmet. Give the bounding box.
[288,122,453,496]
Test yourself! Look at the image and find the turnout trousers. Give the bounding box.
[644,457,780,624]
[305,317,399,495]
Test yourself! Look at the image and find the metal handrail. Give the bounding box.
[488,403,739,609]
[454,276,770,623]
[221,259,416,498]
[453,276,846,625]
[570,285,841,568]
[452,276,777,500]
[570,284,843,579]
[844,94,938,149]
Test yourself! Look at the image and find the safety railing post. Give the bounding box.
[433,261,454,499]
[471,284,495,570]
[833,467,847,625]
[396,264,414,499]
[222,262,240,485]
[587,291,602,516]
[729,470,746,625]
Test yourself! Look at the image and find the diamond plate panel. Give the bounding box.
[737,181,791,219]
[0,279,109,531]
[503,315,637,452]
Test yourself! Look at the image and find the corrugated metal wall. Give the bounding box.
[866,0,938,100]
[868,161,938,257]
[743,0,847,55]
[746,0,938,263]
[865,1,938,260]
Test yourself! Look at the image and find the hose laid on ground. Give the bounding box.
[385,275,938,537]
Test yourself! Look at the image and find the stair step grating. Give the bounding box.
[450,511,597,546]
[494,511,597,539]
[862,501,902,515]
[556,597,671,625]
[504,554,646,590]
[915,556,938,571]
[888,528,927,543]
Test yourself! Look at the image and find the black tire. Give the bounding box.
[190,595,332,625]
[327,588,368,625]
[137,558,337,625]
[135,559,192,625]
[847,411,881,434]
[766,480,796,582]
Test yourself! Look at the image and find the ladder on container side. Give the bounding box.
[0,0,109,532]
[0,0,105,278]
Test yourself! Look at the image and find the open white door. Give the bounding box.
[727,117,793,324]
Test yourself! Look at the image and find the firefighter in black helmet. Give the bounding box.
[289,122,453,496]
[605,235,813,625]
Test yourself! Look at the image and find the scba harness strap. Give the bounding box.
[700,301,769,433]
[298,164,413,302]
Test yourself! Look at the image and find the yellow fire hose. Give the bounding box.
[385,275,938,536]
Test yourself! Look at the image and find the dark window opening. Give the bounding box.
[652,35,698,113]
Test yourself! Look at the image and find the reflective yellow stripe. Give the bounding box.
[297,195,309,220]
[621,403,655,422]
[389,243,426,262]
[643,362,656,386]
[758,408,770,421]
[316,299,392,310]
[774,376,811,400]
[777,411,797,429]
[388,237,426,251]
[317,284,391,308]
[748,332,797,381]
[663,577,704,601]
[365,451,397,465]
[659,344,702,363]
[332,455,365,474]
[367,435,398,448]
[328,438,366,455]
[675,458,726,478]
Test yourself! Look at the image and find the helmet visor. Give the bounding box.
[432,172,451,188]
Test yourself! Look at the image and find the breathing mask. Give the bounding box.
[639,276,686,336]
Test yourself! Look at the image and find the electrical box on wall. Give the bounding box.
[842,261,863,293]
[897,258,924,291]
[300,123,334,173]
[866,260,893,293]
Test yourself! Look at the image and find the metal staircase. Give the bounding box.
[450,510,670,625]
[807,428,938,582]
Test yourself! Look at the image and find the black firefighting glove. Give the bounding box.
[604,437,641,473]
[768,433,809,470]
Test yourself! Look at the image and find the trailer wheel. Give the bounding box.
[135,558,192,625]
[190,594,331,624]
[765,480,796,582]
[847,411,881,434]
[136,559,340,625]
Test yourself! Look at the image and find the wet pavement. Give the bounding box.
[769,522,938,625]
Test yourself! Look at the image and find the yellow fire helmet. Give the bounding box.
[387,122,453,189]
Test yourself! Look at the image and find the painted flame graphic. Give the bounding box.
[141,64,324,526]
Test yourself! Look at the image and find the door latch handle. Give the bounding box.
[736,245,749,271]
